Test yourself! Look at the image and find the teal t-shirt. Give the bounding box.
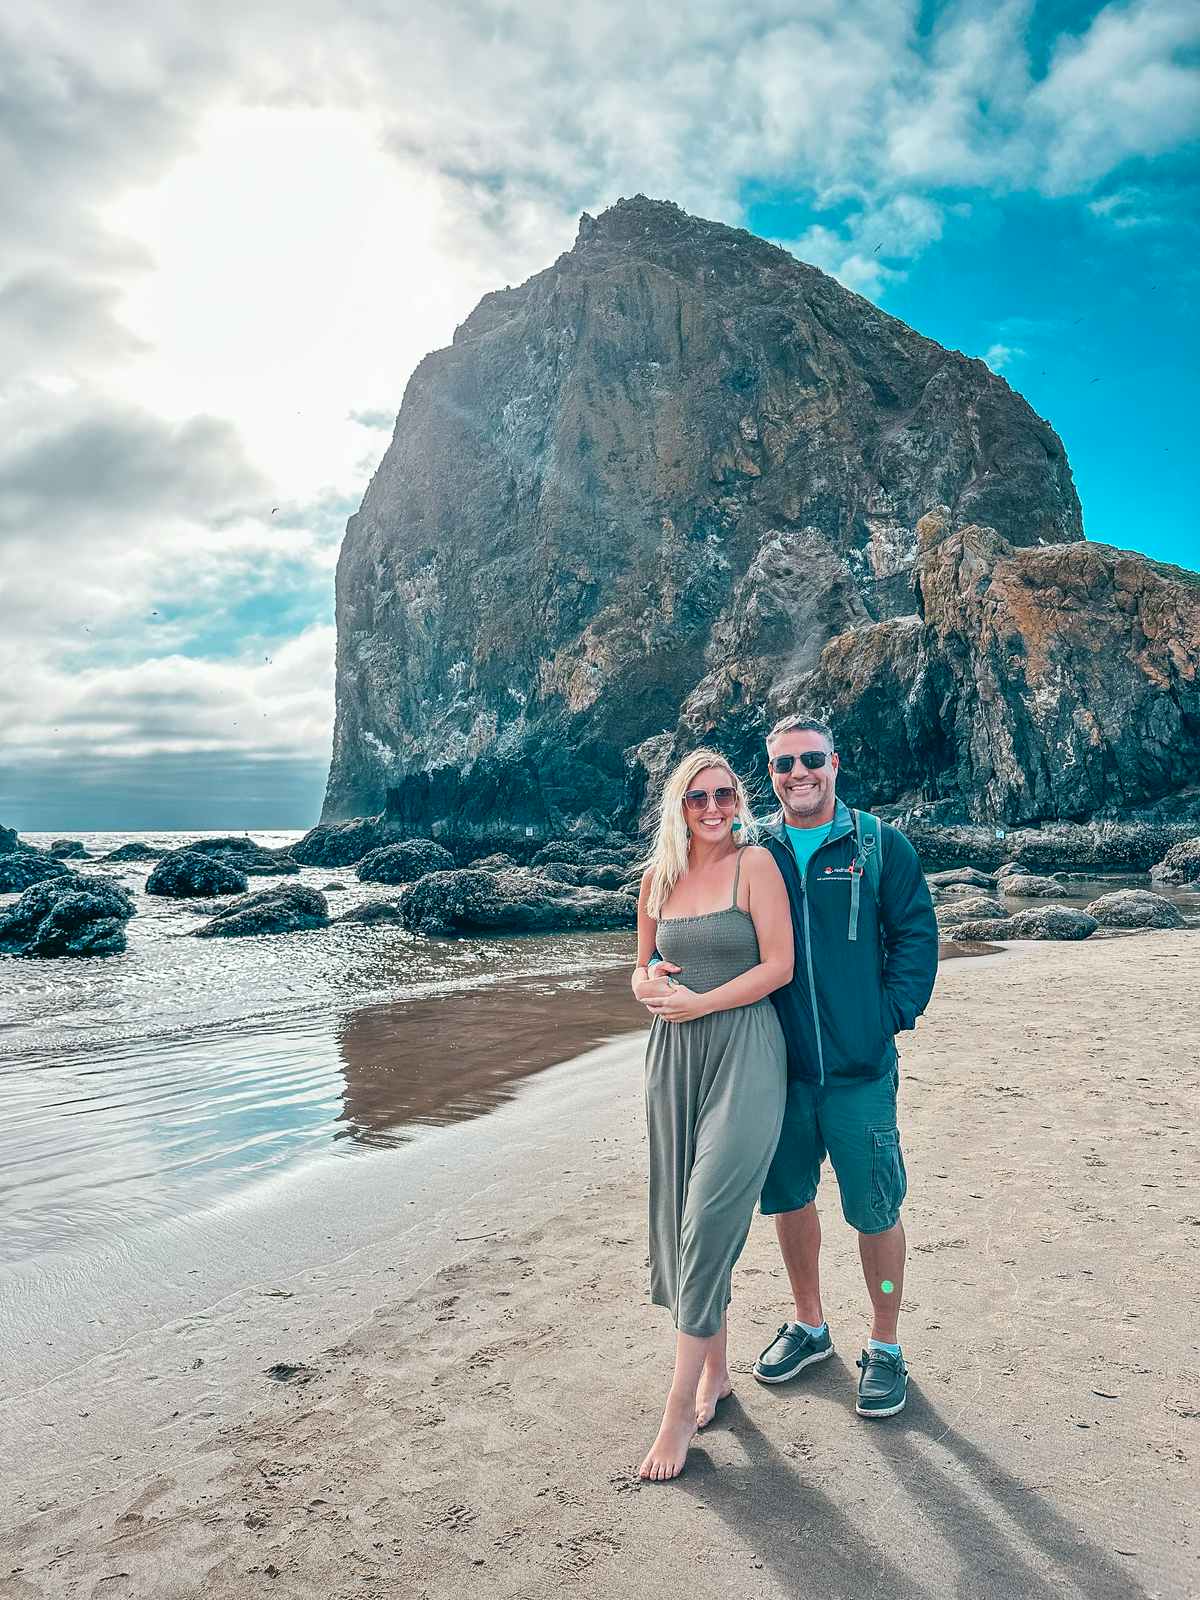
[786,821,833,877]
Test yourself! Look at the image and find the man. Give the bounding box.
[640,714,938,1418]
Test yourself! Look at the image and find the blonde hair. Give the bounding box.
[643,748,757,919]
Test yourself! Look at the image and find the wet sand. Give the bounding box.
[2,933,1197,1599]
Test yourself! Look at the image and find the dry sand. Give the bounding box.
[2,933,1197,1600]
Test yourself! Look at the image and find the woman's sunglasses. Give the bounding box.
[769,751,832,774]
[682,786,738,813]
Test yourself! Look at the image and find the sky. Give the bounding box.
[1,0,1197,830]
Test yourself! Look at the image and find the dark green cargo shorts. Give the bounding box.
[760,1069,907,1234]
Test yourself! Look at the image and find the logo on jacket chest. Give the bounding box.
[817,863,856,880]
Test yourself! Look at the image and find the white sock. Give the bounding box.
[868,1336,901,1356]
[795,1318,826,1337]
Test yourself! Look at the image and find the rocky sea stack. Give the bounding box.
[323,195,1199,845]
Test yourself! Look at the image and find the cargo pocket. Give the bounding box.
[870,1127,908,1220]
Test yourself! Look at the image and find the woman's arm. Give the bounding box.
[632,867,668,1000]
[643,848,793,1022]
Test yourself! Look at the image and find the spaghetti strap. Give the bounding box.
[729,848,745,910]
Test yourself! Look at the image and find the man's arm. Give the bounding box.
[878,827,939,1032]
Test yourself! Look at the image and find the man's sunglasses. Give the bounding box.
[770,751,833,774]
[682,786,738,813]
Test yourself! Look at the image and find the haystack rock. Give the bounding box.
[324,195,1197,843]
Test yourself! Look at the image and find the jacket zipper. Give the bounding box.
[781,807,852,1090]
[799,865,825,1087]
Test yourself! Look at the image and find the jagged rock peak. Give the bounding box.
[324,196,1098,836]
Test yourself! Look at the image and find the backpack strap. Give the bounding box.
[848,809,884,941]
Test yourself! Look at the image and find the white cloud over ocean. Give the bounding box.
[1,0,1197,823]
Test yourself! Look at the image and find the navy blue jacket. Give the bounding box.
[758,802,939,1085]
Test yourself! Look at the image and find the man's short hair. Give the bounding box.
[766,713,835,751]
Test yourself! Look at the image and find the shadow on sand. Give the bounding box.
[681,1359,1147,1600]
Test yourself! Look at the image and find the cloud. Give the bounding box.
[1,0,1198,822]
[778,192,946,295]
[1087,185,1172,228]
[1031,0,1200,194]
[0,272,148,376]
[0,399,265,526]
[983,343,1024,371]
[1,623,335,767]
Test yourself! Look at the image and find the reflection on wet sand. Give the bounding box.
[333,940,1001,1146]
[334,964,648,1145]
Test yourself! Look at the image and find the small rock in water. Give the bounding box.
[400,867,635,937]
[1149,836,1200,886]
[355,839,456,884]
[289,814,405,867]
[99,841,164,863]
[1000,873,1062,899]
[0,874,136,958]
[48,839,90,860]
[335,900,406,925]
[145,850,249,898]
[0,853,73,893]
[192,884,330,938]
[936,895,1007,928]
[927,867,998,890]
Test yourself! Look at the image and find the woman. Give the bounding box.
[631,748,793,1481]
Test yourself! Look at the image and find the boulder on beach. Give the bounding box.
[336,900,407,925]
[48,839,90,860]
[538,860,632,890]
[902,820,1195,875]
[936,895,1008,929]
[935,881,994,901]
[1000,873,1062,898]
[946,917,1017,941]
[530,840,596,868]
[289,815,406,868]
[995,860,1037,881]
[399,867,636,938]
[1009,905,1099,940]
[322,880,348,891]
[0,874,135,957]
[927,867,997,891]
[192,884,330,938]
[1149,837,1200,887]
[0,823,20,855]
[0,853,73,893]
[584,843,642,866]
[468,852,518,869]
[949,905,1098,941]
[356,839,456,884]
[99,841,165,863]
[145,850,249,898]
[1084,890,1187,930]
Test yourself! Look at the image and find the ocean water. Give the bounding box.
[2,832,1196,1272]
[0,832,637,1266]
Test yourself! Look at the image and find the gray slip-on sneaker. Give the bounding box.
[752,1322,834,1384]
[855,1347,908,1417]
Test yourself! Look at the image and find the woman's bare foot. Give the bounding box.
[638,1393,698,1481]
[695,1367,733,1428]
